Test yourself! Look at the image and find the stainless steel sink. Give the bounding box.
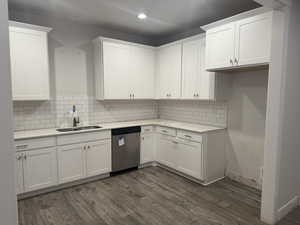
[56,126,102,132]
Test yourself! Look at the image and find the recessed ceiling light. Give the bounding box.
[137,13,147,20]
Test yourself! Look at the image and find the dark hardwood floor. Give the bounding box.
[18,167,299,225]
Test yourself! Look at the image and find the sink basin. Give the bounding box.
[56,126,102,132]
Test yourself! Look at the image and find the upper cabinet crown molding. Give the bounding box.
[9,21,52,33]
[201,8,272,31]
[9,21,52,101]
[205,11,273,71]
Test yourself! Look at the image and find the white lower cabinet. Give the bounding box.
[176,139,203,180]
[156,128,225,184]
[58,143,86,184]
[140,133,156,164]
[86,140,111,177]
[23,148,58,192]
[58,140,111,184]
[157,134,177,169]
[15,152,25,194]
[16,148,58,194]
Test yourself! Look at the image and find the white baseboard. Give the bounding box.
[277,196,299,222]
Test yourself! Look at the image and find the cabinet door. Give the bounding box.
[182,39,202,99]
[157,44,182,99]
[103,41,131,99]
[177,140,204,180]
[85,140,111,177]
[23,148,57,192]
[205,23,235,70]
[130,46,155,99]
[15,153,24,194]
[199,40,215,100]
[58,144,85,184]
[156,135,177,169]
[9,26,50,100]
[235,13,272,66]
[140,133,156,164]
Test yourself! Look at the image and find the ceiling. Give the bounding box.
[8,0,261,39]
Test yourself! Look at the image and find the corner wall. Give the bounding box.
[0,0,18,224]
[225,69,268,189]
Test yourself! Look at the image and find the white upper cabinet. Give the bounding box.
[235,13,272,66]
[182,37,215,100]
[156,43,182,99]
[130,45,155,99]
[9,22,51,101]
[205,23,236,70]
[205,12,273,71]
[102,41,131,99]
[94,38,155,100]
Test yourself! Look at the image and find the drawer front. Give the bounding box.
[57,130,111,146]
[177,130,203,143]
[141,126,154,133]
[15,137,56,151]
[157,126,176,137]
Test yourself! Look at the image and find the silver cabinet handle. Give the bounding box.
[84,146,86,150]
[172,141,178,144]
[184,135,192,138]
[16,155,22,161]
[88,146,90,149]
[161,130,168,133]
[230,59,233,65]
[23,154,27,160]
[16,144,28,150]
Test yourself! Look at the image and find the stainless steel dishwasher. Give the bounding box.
[111,126,141,173]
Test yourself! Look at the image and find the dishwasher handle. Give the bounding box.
[112,126,141,136]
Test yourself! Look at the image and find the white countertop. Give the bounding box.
[14,119,226,140]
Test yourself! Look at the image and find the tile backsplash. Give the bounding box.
[13,101,56,131]
[13,97,159,131]
[158,100,227,127]
[13,98,227,131]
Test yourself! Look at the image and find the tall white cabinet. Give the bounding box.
[9,21,51,101]
[94,38,155,100]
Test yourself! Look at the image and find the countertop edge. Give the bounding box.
[14,120,226,141]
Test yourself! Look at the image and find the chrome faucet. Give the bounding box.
[72,105,80,127]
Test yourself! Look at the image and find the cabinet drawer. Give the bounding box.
[177,130,203,143]
[141,126,154,133]
[57,130,111,146]
[157,126,176,136]
[15,137,56,151]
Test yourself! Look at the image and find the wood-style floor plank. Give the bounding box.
[18,167,299,225]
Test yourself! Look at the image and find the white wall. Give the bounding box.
[261,2,300,224]
[0,0,18,224]
[225,69,268,189]
[276,0,300,218]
